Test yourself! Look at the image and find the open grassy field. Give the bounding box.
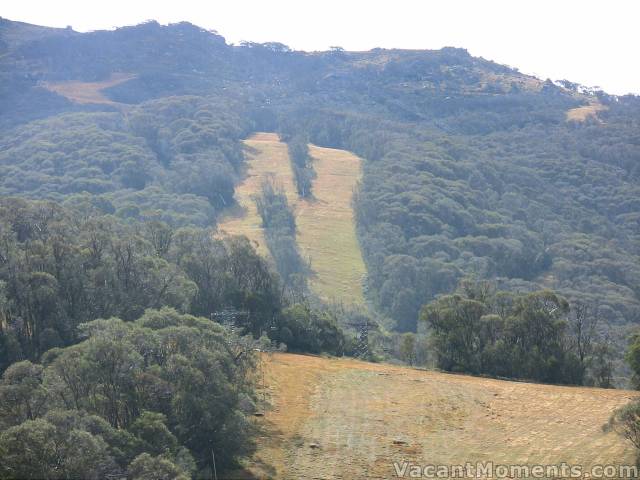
[296,144,365,304]
[566,101,608,122]
[217,133,297,258]
[218,133,366,304]
[42,72,135,105]
[233,353,637,480]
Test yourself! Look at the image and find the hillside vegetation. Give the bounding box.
[219,133,366,304]
[0,17,638,358]
[0,16,640,476]
[0,16,638,350]
[1,18,637,343]
[239,353,636,479]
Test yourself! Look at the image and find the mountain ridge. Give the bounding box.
[0,16,638,374]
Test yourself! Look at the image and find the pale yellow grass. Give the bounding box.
[42,72,136,105]
[296,145,365,304]
[217,133,366,305]
[233,353,637,480]
[566,102,608,122]
[217,133,298,258]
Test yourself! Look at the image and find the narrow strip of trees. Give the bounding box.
[286,136,315,198]
[254,178,309,298]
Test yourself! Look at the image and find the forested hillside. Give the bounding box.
[1,16,640,477]
[0,17,638,361]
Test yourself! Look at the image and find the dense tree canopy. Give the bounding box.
[421,280,613,385]
[0,197,289,369]
[0,96,248,227]
[0,308,257,477]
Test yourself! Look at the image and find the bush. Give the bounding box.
[271,304,346,356]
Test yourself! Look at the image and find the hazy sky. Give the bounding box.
[3,0,638,95]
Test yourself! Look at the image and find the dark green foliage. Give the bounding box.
[0,308,256,477]
[626,333,640,389]
[421,281,611,385]
[172,232,283,338]
[0,196,342,376]
[291,106,640,337]
[127,453,190,480]
[285,135,315,197]
[0,198,196,365]
[0,18,637,476]
[129,412,179,457]
[0,198,286,368]
[0,96,248,227]
[255,179,296,233]
[271,304,346,356]
[0,361,48,425]
[255,178,309,296]
[0,416,117,479]
[0,17,638,376]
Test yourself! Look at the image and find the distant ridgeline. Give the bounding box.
[0,17,638,341]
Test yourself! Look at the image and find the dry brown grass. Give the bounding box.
[566,102,608,122]
[217,133,366,304]
[233,353,637,480]
[42,72,136,105]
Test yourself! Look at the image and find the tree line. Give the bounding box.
[265,93,639,377]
